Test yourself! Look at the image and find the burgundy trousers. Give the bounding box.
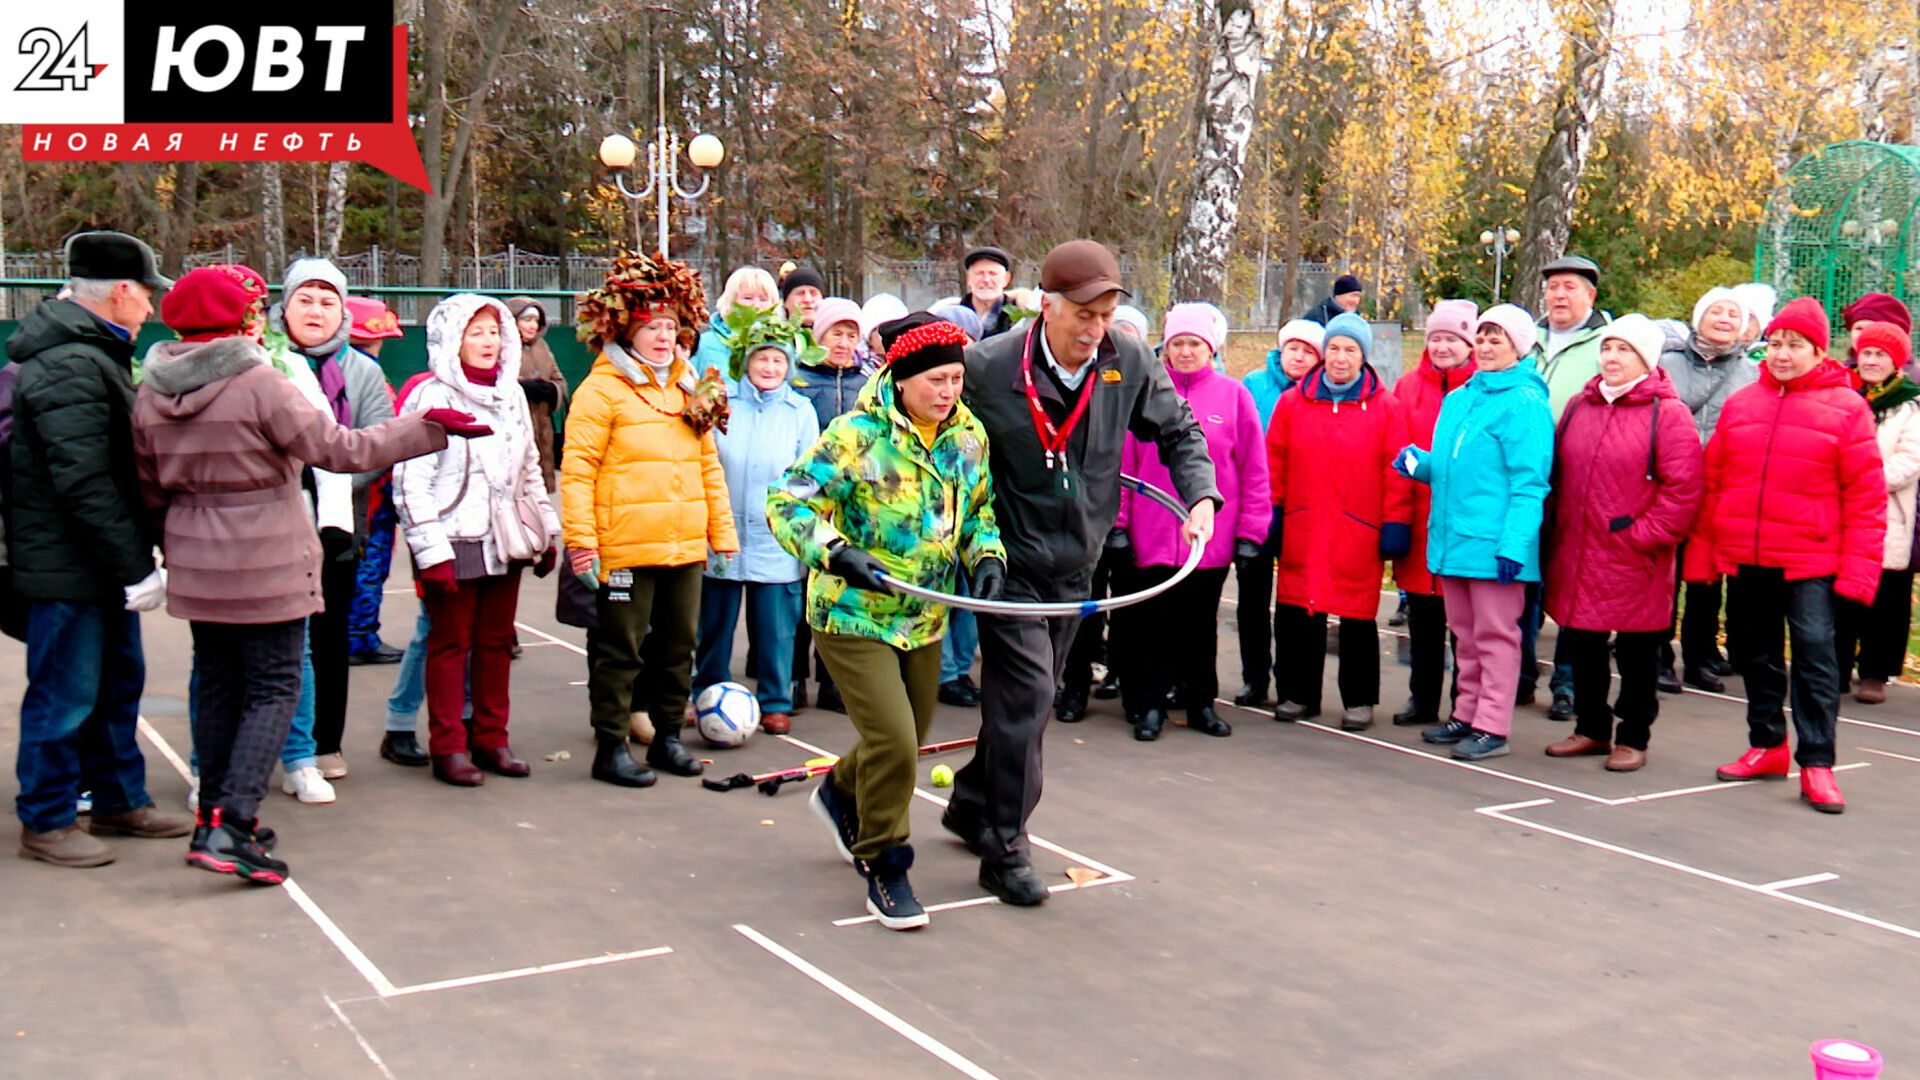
[423,569,523,757]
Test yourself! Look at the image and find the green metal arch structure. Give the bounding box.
[1756,140,1920,348]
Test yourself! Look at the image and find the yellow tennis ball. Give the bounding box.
[930,764,954,788]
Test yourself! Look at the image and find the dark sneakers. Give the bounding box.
[980,860,1048,906]
[859,845,928,930]
[810,781,859,866]
[1452,731,1510,761]
[185,809,288,886]
[1546,695,1576,722]
[939,805,986,857]
[1422,718,1473,744]
[1054,688,1088,723]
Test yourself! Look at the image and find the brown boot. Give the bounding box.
[760,712,792,735]
[1855,679,1887,704]
[432,753,484,787]
[1604,745,1647,772]
[1544,734,1611,757]
[472,745,531,778]
[18,825,115,867]
[87,805,194,838]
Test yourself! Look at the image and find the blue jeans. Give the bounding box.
[281,627,318,770]
[15,601,152,832]
[695,579,803,713]
[941,574,978,683]
[385,602,431,732]
[1520,582,1574,698]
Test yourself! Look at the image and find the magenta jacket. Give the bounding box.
[1117,364,1269,568]
[1544,369,1704,632]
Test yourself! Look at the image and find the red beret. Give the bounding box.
[1841,292,1911,334]
[161,264,269,343]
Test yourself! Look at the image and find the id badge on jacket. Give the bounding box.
[607,567,633,603]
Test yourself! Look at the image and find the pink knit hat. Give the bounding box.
[1476,303,1539,358]
[811,296,863,338]
[1425,299,1478,347]
[1162,301,1227,356]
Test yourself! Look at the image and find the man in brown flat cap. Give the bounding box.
[944,239,1219,906]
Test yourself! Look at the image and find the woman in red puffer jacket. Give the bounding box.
[1542,315,1703,773]
[1390,299,1477,729]
[1685,296,1886,813]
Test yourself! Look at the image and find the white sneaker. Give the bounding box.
[317,753,349,780]
[282,766,337,804]
[186,777,198,814]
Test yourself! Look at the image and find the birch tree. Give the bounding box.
[1170,0,1264,304]
[320,161,350,260]
[1512,0,1613,314]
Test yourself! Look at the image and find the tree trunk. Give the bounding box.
[320,161,350,259]
[1511,0,1613,315]
[419,0,517,286]
[161,162,200,277]
[1170,0,1264,305]
[261,162,288,280]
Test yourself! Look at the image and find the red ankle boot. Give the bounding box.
[1715,743,1790,782]
[1799,767,1846,814]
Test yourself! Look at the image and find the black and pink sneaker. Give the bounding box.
[184,809,287,886]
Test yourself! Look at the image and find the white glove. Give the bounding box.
[124,567,167,612]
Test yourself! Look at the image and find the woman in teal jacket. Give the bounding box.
[1396,304,1554,761]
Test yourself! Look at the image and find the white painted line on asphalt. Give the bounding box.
[1479,798,1556,813]
[830,875,1133,928]
[285,880,402,997]
[1861,746,1920,765]
[1476,802,1920,945]
[732,923,1004,1080]
[380,947,674,998]
[1759,872,1840,892]
[136,715,193,783]
[324,993,398,1080]
[514,621,587,656]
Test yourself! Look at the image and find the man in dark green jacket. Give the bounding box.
[8,231,190,869]
[944,240,1220,906]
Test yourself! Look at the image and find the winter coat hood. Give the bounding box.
[1759,358,1854,396]
[425,293,523,407]
[137,337,269,419]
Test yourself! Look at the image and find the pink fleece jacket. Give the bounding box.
[1117,363,1270,568]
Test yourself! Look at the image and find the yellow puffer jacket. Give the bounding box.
[561,347,738,575]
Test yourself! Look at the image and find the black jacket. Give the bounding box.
[5,299,154,603]
[963,322,1219,597]
[1305,295,1349,326]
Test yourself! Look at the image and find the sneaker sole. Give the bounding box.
[1800,794,1846,815]
[809,787,856,866]
[283,787,337,804]
[1453,745,1510,760]
[866,898,929,930]
[185,851,237,873]
[237,865,287,885]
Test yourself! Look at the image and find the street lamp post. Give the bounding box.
[1479,227,1522,301]
[599,61,724,254]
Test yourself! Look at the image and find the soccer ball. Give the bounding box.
[694,682,761,748]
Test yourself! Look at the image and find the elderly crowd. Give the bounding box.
[5,231,1911,927]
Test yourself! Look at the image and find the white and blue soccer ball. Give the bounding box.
[694,682,761,748]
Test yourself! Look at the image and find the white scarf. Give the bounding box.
[1599,373,1649,404]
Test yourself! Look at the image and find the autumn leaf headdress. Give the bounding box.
[576,250,710,349]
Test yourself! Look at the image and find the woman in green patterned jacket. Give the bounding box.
[767,313,1006,930]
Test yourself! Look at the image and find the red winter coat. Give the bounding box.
[1390,351,1475,596]
[1684,360,1887,605]
[1543,371,1703,632]
[1267,366,1411,619]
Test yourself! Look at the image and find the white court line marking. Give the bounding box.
[134,718,671,1000]
[733,924,1003,1080]
[1216,700,1871,807]
[1759,872,1840,892]
[830,876,1132,928]
[1477,800,1920,945]
[1862,746,1920,765]
[324,993,399,1080]
[515,621,585,655]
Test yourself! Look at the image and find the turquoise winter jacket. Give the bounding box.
[1408,360,1554,582]
[1241,348,1295,430]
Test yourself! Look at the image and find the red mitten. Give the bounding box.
[418,560,458,595]
[422,408,493,438]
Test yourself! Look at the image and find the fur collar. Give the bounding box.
[141,336,268,395]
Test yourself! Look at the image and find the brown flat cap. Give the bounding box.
[1040,240,1130,304]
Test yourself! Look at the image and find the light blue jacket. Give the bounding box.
[708,375,820,583]
[1407,361,1554,582]
[693,310,733,378]
[1240,348,1295,430]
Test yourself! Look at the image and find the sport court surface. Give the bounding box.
[3,574,1917,1079]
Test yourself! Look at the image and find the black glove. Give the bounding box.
[1608,515,1633,533]
[971,557,1006,601]
[519,379,559,408]
[320,527,361,564]
[1259,504,1285,558]
[1104,526,1133,564]
[827,543,893,593]
[1379,522,1412,560]
[1232,538,1261,573]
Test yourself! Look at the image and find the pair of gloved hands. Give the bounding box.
[1110,525,1269,574]
[826,543,1005,601]
[419,546,557,594]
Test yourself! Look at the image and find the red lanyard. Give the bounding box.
[1020,321,1099,483]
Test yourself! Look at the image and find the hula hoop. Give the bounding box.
[877,473,1204,617]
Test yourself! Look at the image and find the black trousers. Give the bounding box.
[309,554,357,756]
[949,572,1083,866]
[1663,546,1726,670]
[191,619,306,822]
[1726,566,1841,768]
[1404,593,1456,722]
[1836,568,1914,683]
[1060,546,1121,696]
[1274,604,1379,710]
[587,564,703,741]
[1235,551,1275,690]
[1112,564,1230,717]
[1563,628,1662,750]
